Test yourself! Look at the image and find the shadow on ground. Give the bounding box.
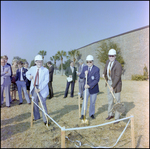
[1,122,30,141]
[95,101,135,118]
[1,112,31,126]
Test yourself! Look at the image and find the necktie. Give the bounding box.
[109,62,112,76]
[20,69,22,80]
[3,66,4,71]
[34,69,39,86]
[88,67,91,76]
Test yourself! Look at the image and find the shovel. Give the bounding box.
[104,77,125,114]
[31,79,49,127]
[81,73,89,124]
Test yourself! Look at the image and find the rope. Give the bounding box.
[64,116,133,131]
[65,118,131,148]
[31,96,133,148]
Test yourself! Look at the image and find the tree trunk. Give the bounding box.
[54,61,56,75]
[61,59,63,76]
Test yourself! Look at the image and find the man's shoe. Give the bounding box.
[70,96,74,98]
[63,96,67,98]
[80,115,84,120]
[7,106,11,108]
[28,103,31,105]
[18,102,23,105]
[44,121,51,126]
[91,115,95,119]
[105,116,114,120]
[114,119,120,124]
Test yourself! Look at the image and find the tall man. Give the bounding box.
[47,61,54,99]
[15,61,31,105]
[80,55,100,119]
[77,59,86,100]
[64,61,77,98]
[3,55,12,103]
[1,58,11,107]
[26,55,50,125]
[103,49,122,124]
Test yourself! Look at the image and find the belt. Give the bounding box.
[20,80,25,82]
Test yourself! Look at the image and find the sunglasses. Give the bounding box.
[109,55,115,57]
[86,61,92,63]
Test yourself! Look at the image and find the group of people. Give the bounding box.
[63,49,123,124]
[1,48,123,125]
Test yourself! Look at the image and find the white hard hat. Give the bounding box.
[34,55,43,61]
[86,55,94,61]
[108,49,116,55]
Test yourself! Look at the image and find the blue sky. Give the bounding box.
[1,1,149,66]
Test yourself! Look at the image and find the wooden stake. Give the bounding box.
[61,126,65,148]
[31,99,34,127]
[131,116,135,148]
[78,93,80,118]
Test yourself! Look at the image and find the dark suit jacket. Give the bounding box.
[103,59,122,93]
[49,65,54,82]
[65,66,77,82]
[79,65,100,94]
[7,63,13,80]
[15,67,29,85]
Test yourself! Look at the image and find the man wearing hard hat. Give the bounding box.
[26,55,50,125]
[79,55,100,120]
[103,49,122,124]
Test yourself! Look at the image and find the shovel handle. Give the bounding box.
[84,73,88,116]
[104,77,117,103]
[31,78,49,127]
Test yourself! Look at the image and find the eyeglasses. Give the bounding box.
[109,55,115,57]
[86,61,92,63]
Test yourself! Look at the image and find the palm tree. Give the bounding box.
[38,50,47,60]
[68,49,80,64]
[50,54,60,75]
[56,50,67,75]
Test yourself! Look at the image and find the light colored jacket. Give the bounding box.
[26,66,49,98]
[78,63,86,82]
[1,65,11,86]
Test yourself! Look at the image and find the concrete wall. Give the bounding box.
[76,26,149,80]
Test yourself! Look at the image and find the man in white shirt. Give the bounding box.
[26,55,50,126]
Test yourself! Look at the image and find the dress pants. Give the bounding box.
[81,89,97,117]
[48,81,53,98]
[16,81,30,104]
[31,86,48,122]
[107,80,120,119]
[1,84,11,106]
[64,81,75,97]
[78,81,84,98]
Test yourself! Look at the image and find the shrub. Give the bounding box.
[131,65,148,81]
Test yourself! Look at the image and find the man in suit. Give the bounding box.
[103,49,122,124]
[64,61,77,98]
[80,55,100,120]
[3,55,12,103]
[26,55,50,125]
[15,61,31,105]
[47,61,54,99]
[1,58,12,107]
[77,59,86,100]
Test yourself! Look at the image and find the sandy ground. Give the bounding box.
[1,75,149,148]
